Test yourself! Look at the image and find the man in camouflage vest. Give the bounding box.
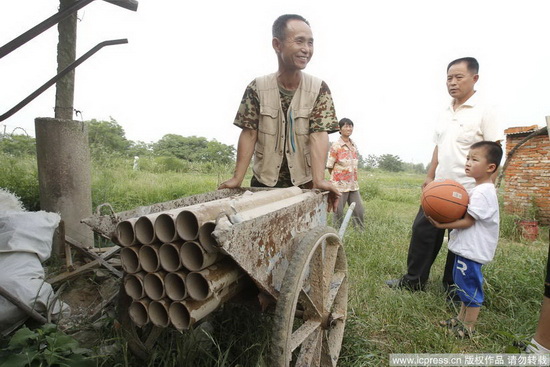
[218,14,341,211]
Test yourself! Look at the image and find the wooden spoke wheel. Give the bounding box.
[270,227,348,366]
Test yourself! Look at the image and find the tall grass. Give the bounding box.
[0,153,40,210]
[1,156,548,366]
[90,156,236,212]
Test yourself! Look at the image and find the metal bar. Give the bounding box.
[103,0,138,11]
[338,202,356,239]
[0,0,138,59]
[0,0,96,59]
[0,38,128,122]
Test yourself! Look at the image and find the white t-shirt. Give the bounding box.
[448,183,500,264]
[433,92,502,190]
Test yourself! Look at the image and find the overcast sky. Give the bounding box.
[1,0,549,165]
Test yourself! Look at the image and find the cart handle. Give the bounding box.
[338,201,356,239]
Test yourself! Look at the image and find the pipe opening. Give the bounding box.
[198,221,218,253]
[135,216,155,245]
[116,220,135,247]
[159,242,182,272]
[144,273,165,300]
[139,244,161,273]
[129,300,149,327]
[149,300,170,327]
[155,213,177,243]
[186,272,209,301]
[180,241,205,271]
[124,272,145,299]
[165,272,187,301]
[169,302,190,330]
[120,246,141,273]
[176,210,199,241]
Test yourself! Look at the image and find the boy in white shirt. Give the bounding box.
[428,141,503,337]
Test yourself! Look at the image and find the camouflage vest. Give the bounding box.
[253,72,322,187]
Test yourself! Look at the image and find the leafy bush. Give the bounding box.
[0,324,94,367]
[0,135,36,157]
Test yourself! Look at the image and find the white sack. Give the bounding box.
[0,210,70,335]
[0,211,61,262]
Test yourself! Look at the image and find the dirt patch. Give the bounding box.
[54,269,121,347]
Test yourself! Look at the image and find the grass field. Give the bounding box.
[1,155,548,366]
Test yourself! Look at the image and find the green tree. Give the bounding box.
[378,154,404,172]
[403,162,426,174]
[0,134,36,156]
[88,118,131,154]
[128,140,153,157]
[153,134,235,164]
[364,154,379,170]
[204,139,235,165]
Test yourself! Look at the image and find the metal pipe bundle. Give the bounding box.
[118,187,305,329]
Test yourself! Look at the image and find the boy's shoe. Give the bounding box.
[450,324,475,339]
[439,317,460,328]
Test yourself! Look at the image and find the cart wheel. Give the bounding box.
[116,283,163,360]
[270,226,348,366]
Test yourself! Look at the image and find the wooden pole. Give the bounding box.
[0,285,48,324]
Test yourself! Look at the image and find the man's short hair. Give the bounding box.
[447,57,479,74]
[339,118,354,129]
[471,141,503,172]
[272,14,310,40]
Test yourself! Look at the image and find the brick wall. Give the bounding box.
[503,125,550,225]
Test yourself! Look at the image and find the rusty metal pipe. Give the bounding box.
[135,213,163,245]
[115,217,138,247]
[170,279,245,330]
[120,245,141,273]
[139,243,162,273]
[198,221,218,253]
[148,298,171,328]
[214,192,317,233]
[168,301,190,330]
[164,271,188,301]
[180,240,222,272]
[154,209,181,244]
[159,241,184,272]
[176,187,302,241]
[185,259,242,301]
[124,271,146,300]
[143,271,167,301]
[129,298,150,327]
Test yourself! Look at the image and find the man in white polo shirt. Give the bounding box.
[387,57,502,298]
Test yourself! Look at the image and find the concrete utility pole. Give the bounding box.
[55,0,78,120]
[35,0,93,250]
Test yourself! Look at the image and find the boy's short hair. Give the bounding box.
[339,118,354,129]
[471,141,503,172]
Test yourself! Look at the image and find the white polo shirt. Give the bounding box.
[433,92,502,190]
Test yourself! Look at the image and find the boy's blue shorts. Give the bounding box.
[453,255,484,307]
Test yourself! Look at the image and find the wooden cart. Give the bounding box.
[83,187,349,366]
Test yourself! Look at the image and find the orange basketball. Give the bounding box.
[421,179,469,223]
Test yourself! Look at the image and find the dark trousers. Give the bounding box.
[402,206,455,288]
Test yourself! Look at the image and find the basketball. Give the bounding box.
[421,179,469,223]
